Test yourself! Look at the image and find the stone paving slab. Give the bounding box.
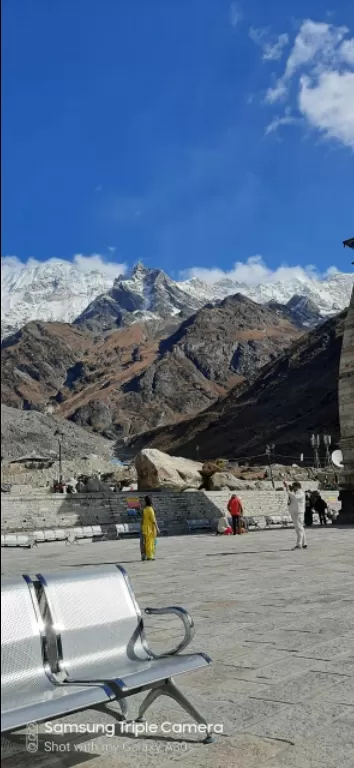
[1,527,354,768]
[247,700,353,742]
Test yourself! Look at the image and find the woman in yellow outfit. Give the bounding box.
[141,496,160,561]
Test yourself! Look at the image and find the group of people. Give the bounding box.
[216,485,332,551]
[53,479,333,560]
[305,490,328,527]
[217,494,246,536]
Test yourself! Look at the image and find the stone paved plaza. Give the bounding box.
[2,527,354,768]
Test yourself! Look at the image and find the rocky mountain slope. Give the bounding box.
[1,321,162,421]
[2,259,353,338]
[1,404,113,462]
[267,295,324,329]
[1,295,301,439]
[76,264,353,333]
[121,311,346,463]
[74,263,203,332]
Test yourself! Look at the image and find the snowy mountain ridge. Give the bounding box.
[1,258,353,338]
[1,260,113,338]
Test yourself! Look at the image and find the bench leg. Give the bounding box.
[137,686,162,719]
[137,678,215,744]
[95,696,128,720]
[118,697,128,718]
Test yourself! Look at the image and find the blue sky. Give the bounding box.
[2,0,354,283]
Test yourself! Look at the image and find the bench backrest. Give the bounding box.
[37,565,147,679]
[1,577,49,705]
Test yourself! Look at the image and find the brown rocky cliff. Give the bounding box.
[121,311,345,463]
[1,295,301,440]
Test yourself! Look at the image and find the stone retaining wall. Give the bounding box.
[1,488,338,534]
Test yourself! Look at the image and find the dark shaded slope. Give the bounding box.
[121,312,345,462]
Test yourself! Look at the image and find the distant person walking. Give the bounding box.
[140,496,160,561]
[227,494,243,536]
[284,481,307,550]
[312,492,328,526]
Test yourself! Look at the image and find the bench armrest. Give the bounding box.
[143,606,195,657]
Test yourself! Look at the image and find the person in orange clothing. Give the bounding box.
[227,494,243,535]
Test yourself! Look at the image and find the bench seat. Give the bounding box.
[1,577,113,734]
[2,678,113,734]
[67,652,209,693]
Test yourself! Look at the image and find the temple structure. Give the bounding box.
[338,239,354,524]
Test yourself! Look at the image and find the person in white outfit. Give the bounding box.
[216,513,232,535]
[284,481,307,550]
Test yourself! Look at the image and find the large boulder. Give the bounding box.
[208,472,256,491]
[82,475,112,493]
[135,449,203,490]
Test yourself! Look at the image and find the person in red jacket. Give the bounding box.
[227,494,243,535]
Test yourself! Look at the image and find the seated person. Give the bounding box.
[216,513,232,535]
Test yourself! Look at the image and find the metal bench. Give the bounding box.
[65,526,104,545]
[266,515,294,528]
[43,529,56,542]
[54,529,68,541]
[116,522,141,538]
[246,517,261,530]
[30,530,67,544]
[33,530,45,543]
[1,534,34,549]
[82,526,94,538]
[281,516,294,528]
[1,576,115,734]
[265,515,283,527]
[72,526,85,539]
[187,519,213,534]
[66,530,79,545]
[35,565,214,742]
[91,525,107,542]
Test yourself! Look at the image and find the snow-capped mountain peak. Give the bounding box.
[1,259,114,338]
[1,258,353,338]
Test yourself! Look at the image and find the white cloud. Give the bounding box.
[262,19,354,147]
[340,38,354,65]
[1,254,127,280]
[263,33,289,61]
[265,80,288,104]
[299,70,354,147]
[249,27,289,62]
[71,254,126,277]
[284,20,347,80]
[265,20,349,105]
[182,255,323,286]
[265,111,300,136]
[249,26,268,46]
[230,2,243,27]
